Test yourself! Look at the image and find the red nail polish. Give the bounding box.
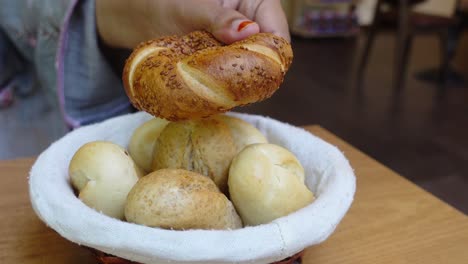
[237,21,255,32]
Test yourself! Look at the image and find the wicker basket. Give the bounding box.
[90,248,304,264]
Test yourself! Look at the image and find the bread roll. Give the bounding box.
[123,31,293,121]
[128,118,169,173]
[151,118,236,193]
[151,115,267,193]
[228,143,315,226]
[215,115,267,153]
[69,141,143,219]
[125,169,242,230]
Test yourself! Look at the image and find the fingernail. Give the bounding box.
[236,20,256,32]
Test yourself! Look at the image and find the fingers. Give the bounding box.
[246,0,291,42]
[206,0,291,43]
[212,16,261,44]
[185,0,260,44]
[157,0,289,44]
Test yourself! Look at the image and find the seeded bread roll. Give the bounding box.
[125,169,242,230]
[123,31,293,121]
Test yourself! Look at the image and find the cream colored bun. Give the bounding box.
[125,169,242,230]
[123,31,293,121]
[69,141,143,219]
[128,118,170,173]
[151,118,236,193]
[228,143,315,226]
[215,115,268,153]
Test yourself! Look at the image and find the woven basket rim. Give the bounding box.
[90,248,304,264]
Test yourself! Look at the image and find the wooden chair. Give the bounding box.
[358,0,458,92]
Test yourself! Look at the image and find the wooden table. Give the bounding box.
[1,126,467,264]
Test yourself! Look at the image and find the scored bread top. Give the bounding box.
[123,31,293,121]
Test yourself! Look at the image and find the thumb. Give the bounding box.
[189,3,260,44]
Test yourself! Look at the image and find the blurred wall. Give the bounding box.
[283,0,457,26]
[356,0,457,25]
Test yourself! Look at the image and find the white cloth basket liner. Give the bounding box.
[29,112,356,264]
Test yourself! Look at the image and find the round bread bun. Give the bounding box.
[128,118,169,173]
[151,117,236,193]
[228,143,315,226]
[123,31,293,121]
[69,141,143,219]
[215,115,267,153]
[151,115,267,193]
[125,169,242,230]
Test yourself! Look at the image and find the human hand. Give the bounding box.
[96,0,290,48]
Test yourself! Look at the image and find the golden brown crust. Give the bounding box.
[151,117,236,193]
[124,169,243,230]
[123,31,293,121]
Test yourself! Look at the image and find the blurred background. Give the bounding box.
[1,0,467,213]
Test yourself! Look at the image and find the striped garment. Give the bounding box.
[0,0,133,128]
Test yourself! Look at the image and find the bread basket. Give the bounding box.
[90,247,305,264]
[29,112,356,264]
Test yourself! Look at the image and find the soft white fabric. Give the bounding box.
[29,112,356,264]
